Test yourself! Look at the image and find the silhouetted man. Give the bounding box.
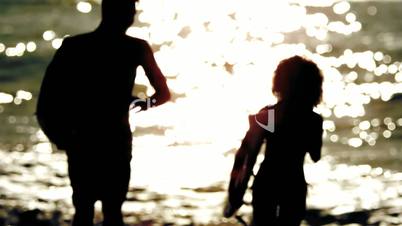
[36,0,170,225]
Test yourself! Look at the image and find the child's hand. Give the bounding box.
[223,200,235,218]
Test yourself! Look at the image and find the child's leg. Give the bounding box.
[252,187,278,226]
[278,186,307,226]
[252,202,277,226]
[278,206,304,226]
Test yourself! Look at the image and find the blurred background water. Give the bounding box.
[0,0,401,225]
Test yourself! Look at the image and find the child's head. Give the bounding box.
[272,56,323,108]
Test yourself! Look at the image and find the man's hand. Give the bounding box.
[130,96,150,112]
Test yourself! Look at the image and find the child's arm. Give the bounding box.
[140,40,171,108]
[224,114,265,217]
[234,115,265,173]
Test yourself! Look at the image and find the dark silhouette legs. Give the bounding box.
[71,197,125,226]
[252,204,304,226]
[252,184,306,226]
[67,145,131,226]
[278,203,304,226]
[72,198,95,226]
[102,200,125,226]
[69,151,96,226]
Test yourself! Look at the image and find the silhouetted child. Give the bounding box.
[36,1,170,226]
[225,56,323,226]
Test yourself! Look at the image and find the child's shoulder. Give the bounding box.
[258,105,275,113]
[248,105,275,128]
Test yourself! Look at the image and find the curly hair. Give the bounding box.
[272,56,323,107]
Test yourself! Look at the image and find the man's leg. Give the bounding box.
[102,199,125,226]
[67,149,97,226]
[72,195,96,226]
[100,155,131,226]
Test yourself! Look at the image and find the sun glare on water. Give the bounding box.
[128,0,401,155]
[124,1,402,217]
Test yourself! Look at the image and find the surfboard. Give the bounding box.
[224,113,265,219]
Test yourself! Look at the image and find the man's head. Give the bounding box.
[101,0,137,32]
